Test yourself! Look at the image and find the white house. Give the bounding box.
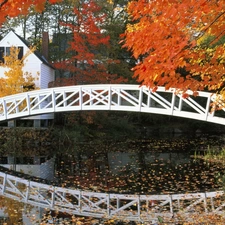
[0,31,55,127]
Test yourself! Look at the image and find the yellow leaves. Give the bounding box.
[126,21,148,33]
[1,196,24,224]
[153,73,158,81]
[0,46,37,97]
[107,0,113,4]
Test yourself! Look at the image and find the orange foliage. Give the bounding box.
[122,0,225,95]
[0,0,61,26]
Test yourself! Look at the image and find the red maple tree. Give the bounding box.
[51,0,126,87]
[122,0,225,97]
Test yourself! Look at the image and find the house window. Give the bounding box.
[0,46,23,63]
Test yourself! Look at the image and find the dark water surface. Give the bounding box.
[55,134,225,194]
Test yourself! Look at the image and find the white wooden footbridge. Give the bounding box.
[0,84,225,223]
[0,84,225,124]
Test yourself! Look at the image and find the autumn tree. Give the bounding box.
[48,0,85,68]
[48,0,129,127]
[0,0,61,26]
[1,0,132,85]
[122,0,225,99]
[98,0,136,83]
[0,1,62,45]
[51,0,126,87]
[0,46,37,97]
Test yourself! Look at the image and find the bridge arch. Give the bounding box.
[0,84,225,125]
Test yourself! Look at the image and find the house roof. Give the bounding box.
[2,31,55,70]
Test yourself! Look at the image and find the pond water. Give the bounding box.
[1,132,225,224]
[55,134,225,194]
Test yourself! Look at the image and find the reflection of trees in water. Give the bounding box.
[0,182,29,225]
[55,137,225,194]
[118,158,225,194]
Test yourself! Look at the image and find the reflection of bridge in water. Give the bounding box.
[0,84,225,223]
[1,171,225,223]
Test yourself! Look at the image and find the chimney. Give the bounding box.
[41,31,49,61]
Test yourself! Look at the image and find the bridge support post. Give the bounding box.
[33,119,41,128]
[7,120,15,127]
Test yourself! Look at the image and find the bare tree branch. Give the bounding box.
[203,11,225,33]
[0,0,8,9]
[196,12,225,41]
